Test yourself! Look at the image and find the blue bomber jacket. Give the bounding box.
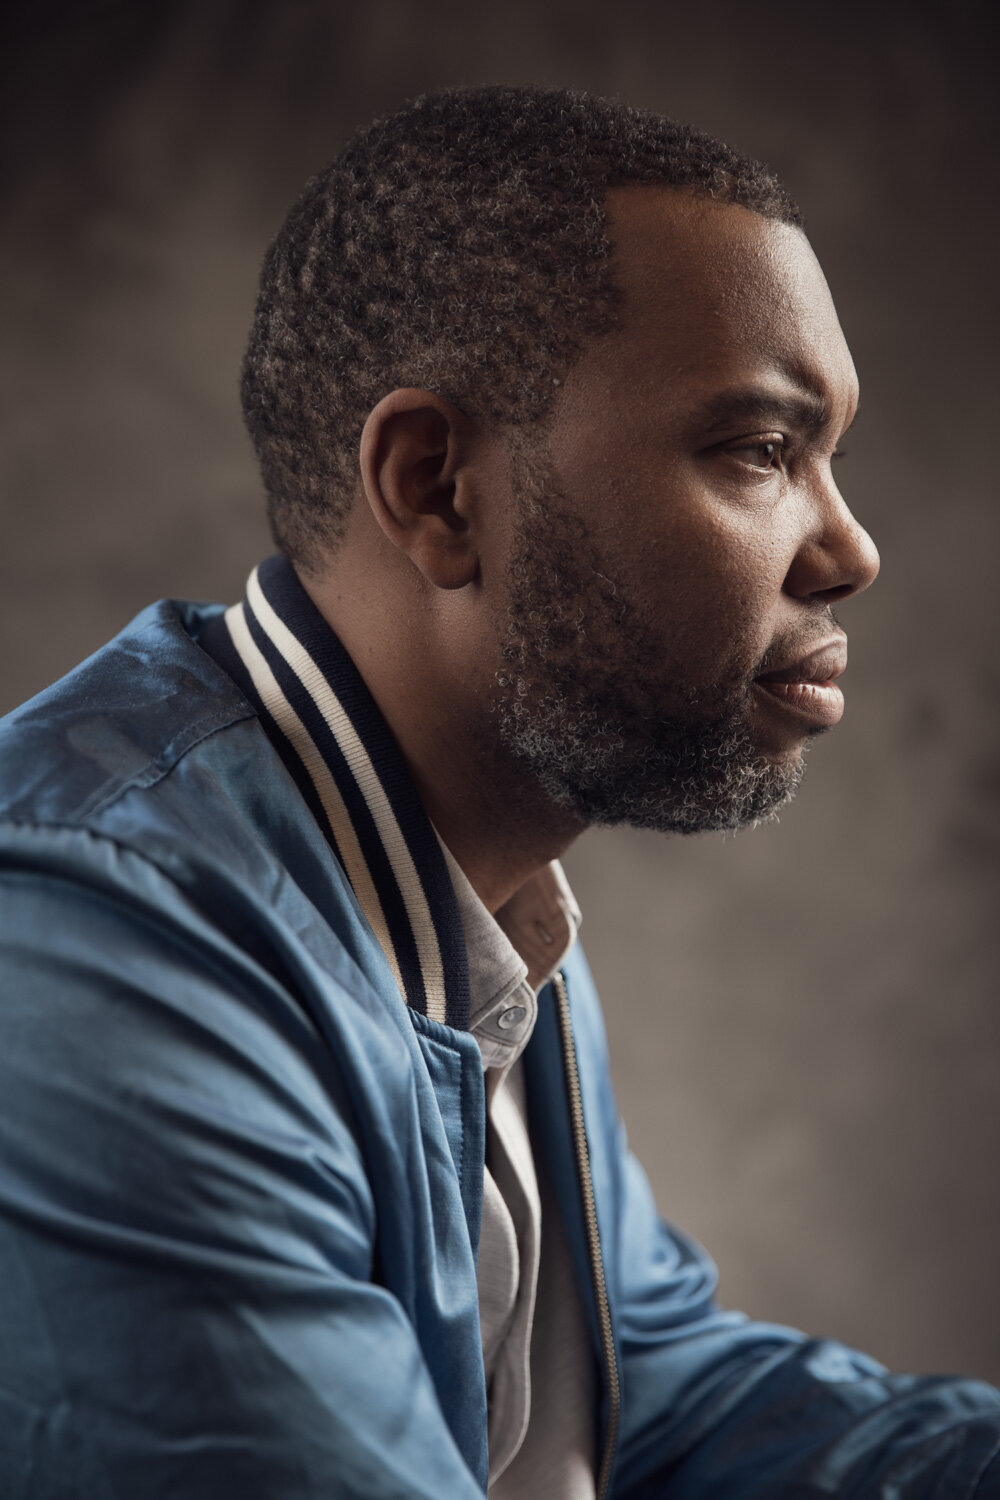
[1,565,999,1499]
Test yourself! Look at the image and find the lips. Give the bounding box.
[754,636,847,728]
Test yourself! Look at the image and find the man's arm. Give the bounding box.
[561,950,1000,1499]
[0,846,485,1499]
[611,1143,1000,1497]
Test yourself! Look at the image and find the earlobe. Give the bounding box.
[359,389,480,590]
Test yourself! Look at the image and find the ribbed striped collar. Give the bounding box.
[212,554,471,1031]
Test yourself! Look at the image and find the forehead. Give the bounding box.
[568,185,857,425]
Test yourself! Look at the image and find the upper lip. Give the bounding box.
[756,635,848,685]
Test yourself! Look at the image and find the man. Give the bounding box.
[0,85,997,1498]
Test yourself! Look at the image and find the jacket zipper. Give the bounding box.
[552,970,621,1500]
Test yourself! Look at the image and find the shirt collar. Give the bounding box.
[442,844,580,1070]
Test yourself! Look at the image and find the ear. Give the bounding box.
[358,389,479,589]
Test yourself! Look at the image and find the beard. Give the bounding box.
[489,450,808,835]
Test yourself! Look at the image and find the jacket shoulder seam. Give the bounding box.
[75,703,258,822]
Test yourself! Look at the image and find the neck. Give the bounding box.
[296,552,583,913]
[414,743,583,915]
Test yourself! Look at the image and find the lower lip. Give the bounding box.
[754,679,845,728]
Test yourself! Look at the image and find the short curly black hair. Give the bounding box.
[242,85,802,562]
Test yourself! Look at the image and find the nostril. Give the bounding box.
[817,581,861,604]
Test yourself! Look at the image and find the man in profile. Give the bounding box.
[1,86,998,1497]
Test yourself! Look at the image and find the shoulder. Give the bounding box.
[0,595,302,921]
[0,597,408,1039]
[0,598,253,829]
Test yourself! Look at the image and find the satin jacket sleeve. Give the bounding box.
[0,836,486,1500]
[559,947,1000,1498]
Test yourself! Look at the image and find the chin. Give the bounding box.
[548,743,808,837]
[756,736,811,770]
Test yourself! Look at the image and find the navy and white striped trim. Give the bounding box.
[218,555,470,1030]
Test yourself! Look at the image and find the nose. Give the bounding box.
[783,484,880,604]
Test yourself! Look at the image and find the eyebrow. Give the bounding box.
[697,384,839,438]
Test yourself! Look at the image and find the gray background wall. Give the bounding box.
[3,0,998,1382]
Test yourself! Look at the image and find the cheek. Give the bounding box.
[625,514,782,669]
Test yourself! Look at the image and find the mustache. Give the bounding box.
[751,607,842,681]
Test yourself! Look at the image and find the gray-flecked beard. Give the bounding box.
[490,453,805,834]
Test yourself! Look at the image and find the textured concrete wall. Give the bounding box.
[3,0,998,1382]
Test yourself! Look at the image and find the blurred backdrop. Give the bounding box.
[3,0,998,1381]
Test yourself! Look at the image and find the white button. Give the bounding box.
[497,1005,527,1031]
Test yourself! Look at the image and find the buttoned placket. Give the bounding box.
[471,975,540,1479]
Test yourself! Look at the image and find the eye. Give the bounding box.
[726,436,784,472]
